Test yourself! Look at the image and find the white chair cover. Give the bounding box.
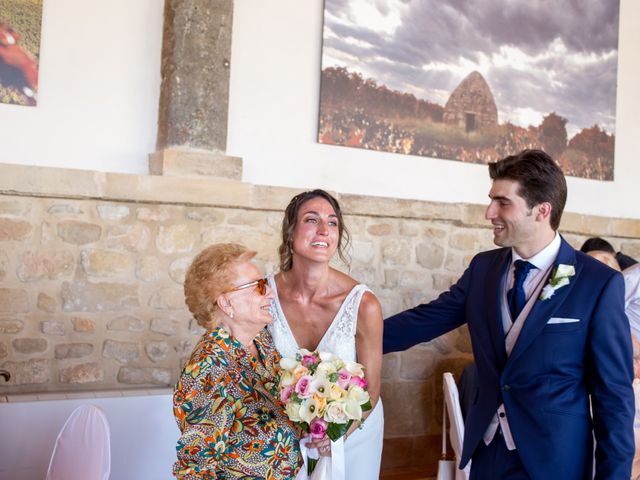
[46,404,111,480]
[443,372,471,480]
[437,396,455,480]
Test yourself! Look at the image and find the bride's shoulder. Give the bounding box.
[328,269,381,318]
[329,268,359,292]
[329,269,379,303]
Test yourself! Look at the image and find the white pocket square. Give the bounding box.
[547,317,580,324]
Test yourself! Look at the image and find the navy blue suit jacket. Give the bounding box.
[383,237,634,479]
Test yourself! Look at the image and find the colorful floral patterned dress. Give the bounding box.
[173,326,301,479]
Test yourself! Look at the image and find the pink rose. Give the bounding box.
[280,385,294,404]
[350,376,368,388]
[295,375,314,398]
[302,354,320,367]
[309,417,328,439]
[337,368,352,389]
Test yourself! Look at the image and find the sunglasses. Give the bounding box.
[225,277,268,296]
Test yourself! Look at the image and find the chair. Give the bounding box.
[46,405,111,480]
[443,372,471,480]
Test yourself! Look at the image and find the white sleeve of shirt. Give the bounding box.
[624,264,640,341]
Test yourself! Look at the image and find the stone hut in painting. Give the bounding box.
[443,71,498,132]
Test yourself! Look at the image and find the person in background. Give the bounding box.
[586,249,621,271]
[623,260,640,480]
[584,247,640,480]
[624,263,640,480]
[173,243,300,480]
[384,150,634,479]
[580,237,638,271]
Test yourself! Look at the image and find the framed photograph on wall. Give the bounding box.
[0,0,43,106]
[318,0,620,180]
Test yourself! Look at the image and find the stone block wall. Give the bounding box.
[0,197,289,390]
[1,163,640,473]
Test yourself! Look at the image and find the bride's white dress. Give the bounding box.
[267,274,384,480]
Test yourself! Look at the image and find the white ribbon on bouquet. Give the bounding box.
[296,436,345,480]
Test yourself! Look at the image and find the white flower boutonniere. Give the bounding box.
[540,264,575,300]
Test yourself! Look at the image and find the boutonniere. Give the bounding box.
[540,264,575,300]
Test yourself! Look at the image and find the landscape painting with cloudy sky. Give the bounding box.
[318,0,620,180]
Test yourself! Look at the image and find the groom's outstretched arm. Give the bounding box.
[383,260,473,354]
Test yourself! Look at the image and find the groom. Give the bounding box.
[383,150,634,479]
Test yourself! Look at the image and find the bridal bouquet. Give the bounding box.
[278,349,372,442]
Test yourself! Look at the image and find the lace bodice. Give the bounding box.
[267,274,385,479]
[267,273,371,361]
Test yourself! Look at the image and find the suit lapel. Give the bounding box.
[486,249,510,368]
[506,237,581,366]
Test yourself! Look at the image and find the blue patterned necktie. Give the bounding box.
[507,260,535,320]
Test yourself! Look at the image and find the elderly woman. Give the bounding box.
[173,243,301,479]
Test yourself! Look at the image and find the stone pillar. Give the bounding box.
[150,0,242,180]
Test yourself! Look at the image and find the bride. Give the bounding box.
[268,189,384,480]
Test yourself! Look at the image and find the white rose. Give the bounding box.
[299,348,314,357]
[343,360,365,377]
[316,361,337,376]
[347,385,370,405]
[554,277,570,288]
[285,401,303,422]
[332,358,345,371]
[318,351,335,362]
[280,357,299,371]
[540,284,555,300]
[344,398,363,420]
[324,401,348,424]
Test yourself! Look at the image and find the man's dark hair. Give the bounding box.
[580,237,615,254]
[489,149,567,230]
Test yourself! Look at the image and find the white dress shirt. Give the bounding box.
[624,263,640,342]
[501,233,562,334]
[484,232,561,450]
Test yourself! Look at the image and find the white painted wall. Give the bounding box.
[0,0,164,174]
[0,393,177,480]
[0,0,638,219]
[227,0,640,220]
